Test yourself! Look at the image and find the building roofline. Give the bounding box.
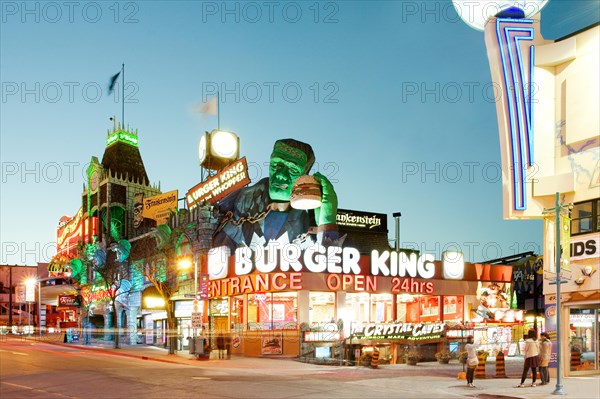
[556,21,600,42]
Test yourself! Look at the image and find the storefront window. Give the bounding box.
[569,307,598,372]
[346,293,370,323]
[309,292,335,323]
[371,294,393,322]
[420,296,440,322]
[442,296,463,323]
[396,295,448,322]
[272,292,297,329]
[231,296,244,331]
[247,292,297,330]
[396,294,414,322]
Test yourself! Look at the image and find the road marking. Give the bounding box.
[192,377,211,380]
[1,382,79,398]
[0,349,29,356]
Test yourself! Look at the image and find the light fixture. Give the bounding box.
[452,0,549,31]
[198,130,240,170]
[290,175,322,210]
[144,297,165,309]
[177,258,192,270]
[582,265,596,277]
[442,251,464,280]
[208,246,230,280]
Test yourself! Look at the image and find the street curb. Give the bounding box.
[27,337,195,366]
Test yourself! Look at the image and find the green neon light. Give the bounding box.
[106,133,119,146]
[106,131,138,147]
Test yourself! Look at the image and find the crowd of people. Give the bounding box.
[464,329,553,389]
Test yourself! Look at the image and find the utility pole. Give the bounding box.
[8,266,13,326]
[545,192,568,396]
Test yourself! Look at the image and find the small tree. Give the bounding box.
[83,240,132,349]
[134,219,195,355]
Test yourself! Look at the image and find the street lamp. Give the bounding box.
[178,254,199,336]
[24,278,37,333]
[177,256,198,295]
[392,212,402,251]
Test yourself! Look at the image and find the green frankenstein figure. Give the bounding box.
[214,138,340,250]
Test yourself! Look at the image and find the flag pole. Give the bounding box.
[217,90,220,130]
[121,63,125,129]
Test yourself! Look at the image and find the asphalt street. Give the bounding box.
[1,335,598,399]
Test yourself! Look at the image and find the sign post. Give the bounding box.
[191,312,203,329]
[547,193,567,396]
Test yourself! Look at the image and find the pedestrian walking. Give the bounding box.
[539,332,552,385]
[216,332,225,359]
[517,329,540,387]
[465,336,479,388]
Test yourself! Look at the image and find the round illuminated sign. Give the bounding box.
[452,0,548,31]
[211,130,238,158]
[198,134,207,164]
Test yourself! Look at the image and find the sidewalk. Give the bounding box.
[24,334,600,399]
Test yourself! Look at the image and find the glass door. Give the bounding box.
[569,306,598,372]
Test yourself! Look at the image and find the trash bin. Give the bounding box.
[194,337,205,355]
[189,337,196,354]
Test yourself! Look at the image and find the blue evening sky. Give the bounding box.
[1,1,598,265]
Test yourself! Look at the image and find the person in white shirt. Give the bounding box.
[465,336,479,388]
[517,329,540,387]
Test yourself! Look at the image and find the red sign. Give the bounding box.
[58,295,78,306]
[57,209,97,257]
[186,157,250,209]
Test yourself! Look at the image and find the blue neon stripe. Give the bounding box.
[514,29,534,167]
[529,44,535,165]
[496,19,535,211]
[505,27,527,209]
[496,21,520,210]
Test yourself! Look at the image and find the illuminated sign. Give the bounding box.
[57,209,82,250]
[106,130,138,147]
[351,322,445,340]
[209,299,230,316]
[142,190,178,226]
[57,209,97,256]
[446,329,474,338]
[210,272,303,297]
[495,18,535,210]
[187,157,250,209]
[304,331,342,342]
[58,295,79,307]
[326,275,434,294]
[336,209,387,232]
[570,235,599,261]
[233,244,435,279]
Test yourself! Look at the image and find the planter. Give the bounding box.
[437,359,450,364]
[406,359,418,366]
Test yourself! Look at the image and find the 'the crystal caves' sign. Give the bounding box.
[351,322,445,340]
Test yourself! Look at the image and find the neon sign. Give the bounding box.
[106,131,139,147]
[352,322,445,340]
[495,18,535,210]
[232,244,436,279]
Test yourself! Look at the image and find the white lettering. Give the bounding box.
[235,247,253,275]
[417,253,436,279]
[304,243,327,273]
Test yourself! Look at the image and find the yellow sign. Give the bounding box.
[141,190,178,226]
